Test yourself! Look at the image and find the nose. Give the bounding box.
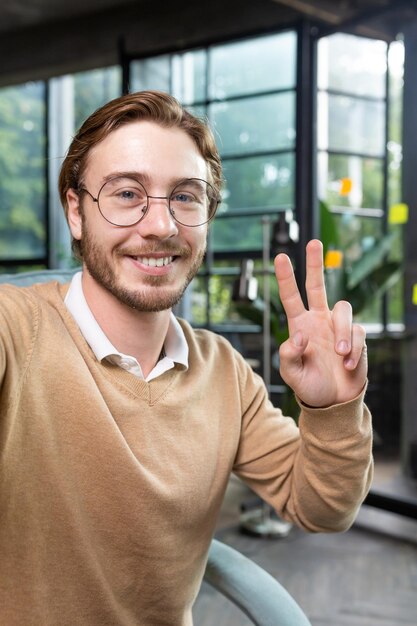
[135,195,178,239]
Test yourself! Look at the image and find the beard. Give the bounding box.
[80,221,206,313]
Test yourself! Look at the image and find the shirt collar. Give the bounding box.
[64,271,188,376]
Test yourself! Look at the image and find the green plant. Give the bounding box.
[237,201,402,337]
[235,201,403,415]
[320,200,402,313]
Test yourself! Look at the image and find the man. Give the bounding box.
[0,91,372,625]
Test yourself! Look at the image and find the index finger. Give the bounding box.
[274,252,305,320]
[305,239,328,310]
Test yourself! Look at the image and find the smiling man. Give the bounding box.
[64,119,213,378]
[0,91,372,625]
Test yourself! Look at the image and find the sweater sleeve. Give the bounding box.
[233,354,373,533]
[0,313,5,383]
[0,286,39,391]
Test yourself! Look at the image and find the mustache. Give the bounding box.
[116,243,192,258]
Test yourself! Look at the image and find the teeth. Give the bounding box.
[137,256,173,267]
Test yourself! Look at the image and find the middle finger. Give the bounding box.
[305,240,329,311]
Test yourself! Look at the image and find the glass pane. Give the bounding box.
[318,33,387,98]
[332,213,383,258]
[73,66,121,130]
[327,214,384,323]
[211,215,264,252]
[186,104,206,120]
[387,41,404,209]
[387,42,404,326]
[0,82,46,260]
[318,92,385,157]
[210,93,296,157]
[130,56,171,93]
[318,153,384,209]
[172,50,206,104]
[387,221,403,325]
[208,273,234,324]
[190,275,208,325]
[221,153,295,212]
[387,276,403,325]
[209,31,297,99]
[353,292,382,324]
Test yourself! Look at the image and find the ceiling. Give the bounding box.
[0,0,416,87]
[0,0,135,33]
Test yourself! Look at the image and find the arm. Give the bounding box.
[234,241,372,532]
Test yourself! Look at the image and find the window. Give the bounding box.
[72,67,122,130]
[1,29,401,334]
[129,31,298,329]
[387,40,404,326]
[48,66,122,268]
[0,81,47,271]
[317,33,403,328]
[0,67,122,272]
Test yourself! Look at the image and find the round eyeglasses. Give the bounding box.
[79,176,221,228]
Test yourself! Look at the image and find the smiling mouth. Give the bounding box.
[133,256,174,267]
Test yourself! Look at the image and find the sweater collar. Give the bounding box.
[64,271,188,380]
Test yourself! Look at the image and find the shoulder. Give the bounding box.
[0,283,38,317]
[177,318,236,356]
[0,282,71,374]
[0,281,69,336]
[0,280,66,312]
[177,317,259,380]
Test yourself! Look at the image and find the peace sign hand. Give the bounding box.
[275,240,367,408]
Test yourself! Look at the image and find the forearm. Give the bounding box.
[234,382,372,533]
[284,386,373,532]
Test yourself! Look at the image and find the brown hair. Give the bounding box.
[58,90,223,259]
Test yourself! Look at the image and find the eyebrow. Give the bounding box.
[101,171,153,186]
[101,171,201,188]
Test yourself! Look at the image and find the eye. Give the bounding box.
[120,189,136,200]
[101,177,147,207]
[113,186,146,206]
[172,191,195,203]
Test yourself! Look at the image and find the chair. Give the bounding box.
[0,268,312,625]
[205,539,311,625]
[0,267,78,286]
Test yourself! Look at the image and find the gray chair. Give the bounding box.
[205,539,311,625]
[0,268,312,626]
[0,267,79,286]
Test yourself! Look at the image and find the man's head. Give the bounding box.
[60,91,222,313]
[59,90,222,261]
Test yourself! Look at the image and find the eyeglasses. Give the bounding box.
[79,175,221,228]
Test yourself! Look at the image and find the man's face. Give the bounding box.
[67,121,209,312]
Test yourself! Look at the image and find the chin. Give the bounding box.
[107,280,187,312]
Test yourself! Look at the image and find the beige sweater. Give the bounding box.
[0,281,373,625]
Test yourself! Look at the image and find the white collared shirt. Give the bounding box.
[64,271,188,382]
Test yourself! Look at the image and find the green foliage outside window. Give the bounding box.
[72,67,121,130]
[0,82,46,260]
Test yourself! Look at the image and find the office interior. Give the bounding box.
[1,1,417,624]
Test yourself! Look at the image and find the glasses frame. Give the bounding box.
[79,176,221,228]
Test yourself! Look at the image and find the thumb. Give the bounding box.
[278,331,307,382]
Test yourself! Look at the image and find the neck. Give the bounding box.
[81,271,171,379]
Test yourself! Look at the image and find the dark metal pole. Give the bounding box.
[295,20,318,303]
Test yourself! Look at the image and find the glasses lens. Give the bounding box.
[98,176,148,226]
[170,179,218,227]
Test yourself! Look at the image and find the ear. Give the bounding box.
[66,188,83,241]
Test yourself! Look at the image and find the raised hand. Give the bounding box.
[274,239,367,408]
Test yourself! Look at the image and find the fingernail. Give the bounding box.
[344,358,355,369]
[338,340,348,353]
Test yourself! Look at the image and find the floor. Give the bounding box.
[193,456,417,626]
